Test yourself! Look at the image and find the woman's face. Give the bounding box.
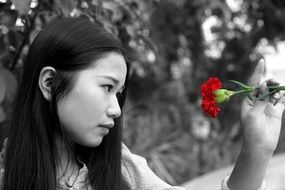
[57,52,127,147]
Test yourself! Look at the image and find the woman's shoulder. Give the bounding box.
[121,143,185,190]
[121,143,149,189]
[121,143,148,166]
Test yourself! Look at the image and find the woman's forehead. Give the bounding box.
[88,52,127,81]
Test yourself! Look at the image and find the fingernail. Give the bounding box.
[260,82,267,89]
[259,58,265,64]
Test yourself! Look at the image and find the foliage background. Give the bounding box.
[1,0,285,185]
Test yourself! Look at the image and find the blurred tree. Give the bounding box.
[125,0,285,184]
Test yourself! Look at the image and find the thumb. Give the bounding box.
[257,82,269,101]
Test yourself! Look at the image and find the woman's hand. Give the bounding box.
[228,59,285,190]
[241,59,285,154]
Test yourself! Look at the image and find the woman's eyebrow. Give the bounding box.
[100,75,119,84]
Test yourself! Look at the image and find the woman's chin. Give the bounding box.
[77,137,104,147]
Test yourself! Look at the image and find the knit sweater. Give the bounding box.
[0,138,263,190]
[0,138,183,189]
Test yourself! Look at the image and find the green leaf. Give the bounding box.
[11,0,31,15]
[229,80,252,89]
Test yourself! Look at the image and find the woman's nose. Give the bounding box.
[107,96,121,118]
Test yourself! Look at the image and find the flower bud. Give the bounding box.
[214,89,235,104]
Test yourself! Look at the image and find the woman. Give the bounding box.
[0,17,284,190]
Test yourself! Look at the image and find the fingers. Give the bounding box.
[265,94,285,119]
[249,93,285,120]
[241,79,267,119]
[255,78,280,104]
[257,82,269,101]
[248,59,266,90]
[266,78,280,86]
[241,98,252,120]
[274,95,285,115]
[249,100,268,116]
[253,79,285,119]
[264,78,281,105]
[271,92,281,105]
[272,91,284,106]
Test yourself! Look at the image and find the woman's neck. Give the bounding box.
[56,137,81,179]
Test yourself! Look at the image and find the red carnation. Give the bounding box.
[200,76,285,117]
[200,77,222,118]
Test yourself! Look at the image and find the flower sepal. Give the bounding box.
[214,89,235,104]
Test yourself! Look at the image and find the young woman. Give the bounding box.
[0,17,284,190]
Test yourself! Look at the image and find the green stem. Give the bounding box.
[234,88,255,94]
[233,85,285,95]
[258,89,279,100]
[267,86,285,90]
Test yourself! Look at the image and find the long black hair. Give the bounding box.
[2,17,131,190]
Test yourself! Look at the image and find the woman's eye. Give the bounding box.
[103,85,113,92]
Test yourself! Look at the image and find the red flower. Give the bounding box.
[200,77,222,118]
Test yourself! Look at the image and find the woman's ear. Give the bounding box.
[38,66,56,101]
